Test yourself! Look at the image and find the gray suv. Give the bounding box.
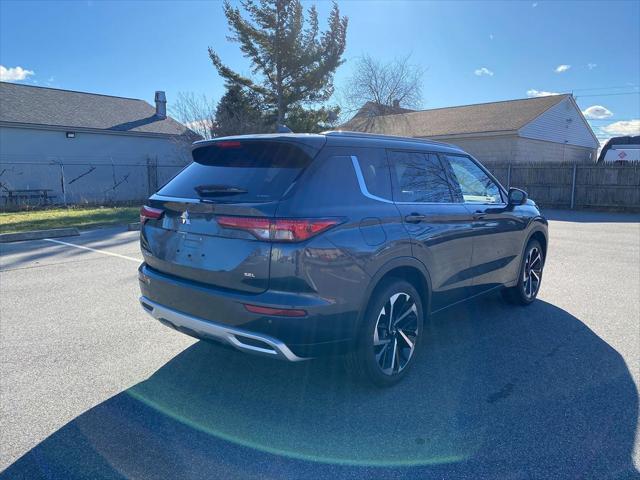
[138,131,548,386]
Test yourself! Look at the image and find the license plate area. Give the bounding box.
[176,232,205,265]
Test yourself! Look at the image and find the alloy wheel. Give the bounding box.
[523,246,543,299]
[373,292,420,376]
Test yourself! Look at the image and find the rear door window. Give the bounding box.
[158,141,315,203]
[388,151,454,203]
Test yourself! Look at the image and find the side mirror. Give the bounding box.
[508,187,528,206]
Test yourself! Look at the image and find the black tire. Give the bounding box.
[502,239,545,305]
[348,278,424,387]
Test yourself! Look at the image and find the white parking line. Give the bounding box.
[43,238,141,263]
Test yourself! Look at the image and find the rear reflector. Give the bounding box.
[244,304,307,317]
[217,216,339,242]
[140,205,164,223]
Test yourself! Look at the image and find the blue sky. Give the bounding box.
[1,0,638,143]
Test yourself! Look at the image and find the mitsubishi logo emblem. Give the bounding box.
[180,210,191,225]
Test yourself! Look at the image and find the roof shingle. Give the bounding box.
[0,82,194,137]
[341,94,571,137]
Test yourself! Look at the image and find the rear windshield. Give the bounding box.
[157,141,315,202]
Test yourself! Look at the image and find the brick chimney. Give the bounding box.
[155,91,167,119]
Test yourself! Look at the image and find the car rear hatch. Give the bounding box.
[140,136,325,293]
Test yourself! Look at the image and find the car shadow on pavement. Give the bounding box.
[2,296,638,480]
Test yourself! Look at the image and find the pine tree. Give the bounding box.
[285,105,340,133]
[214,84,268,137]
[208,0,348,129]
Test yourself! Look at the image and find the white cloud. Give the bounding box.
[489,33,494,40]
[526,89,560,97]
[0,65,35,81]
[582,105,613,119]
[474,67,494,77]
[587,63,597,70]
[555,64,571,73]
[599,120,640,136]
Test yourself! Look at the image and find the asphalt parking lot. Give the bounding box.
[1,210,639,479]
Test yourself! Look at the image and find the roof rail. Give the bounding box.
[321,130,458,148]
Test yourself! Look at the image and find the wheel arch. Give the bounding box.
[523,216,548,257]
[358,257,433,330]
[529,230,547,257]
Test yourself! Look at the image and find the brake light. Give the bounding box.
[244,304,307,317]
[140,205,164,223]
[215,141,242,149]
[216,216,339,242]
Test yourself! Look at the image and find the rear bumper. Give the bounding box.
[138,264,358,357]
[140,296,307,361]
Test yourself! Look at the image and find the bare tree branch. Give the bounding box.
[169,92,217,140]
[339,54,424,123]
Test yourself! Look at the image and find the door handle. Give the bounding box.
[405,213,427,224]
[473,210,487,220]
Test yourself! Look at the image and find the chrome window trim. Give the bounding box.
[350,155,394,204]
[396,201,506,206]
[463,202,507,207]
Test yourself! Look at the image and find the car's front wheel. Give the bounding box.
[349,279,424,387]
[503,239,545,305]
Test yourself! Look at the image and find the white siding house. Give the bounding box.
[519,96,598,149]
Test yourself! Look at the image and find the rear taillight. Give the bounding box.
[216,216,339,242]
[140,205,164,224]
[216,216,271,239]
[270,219,338,241]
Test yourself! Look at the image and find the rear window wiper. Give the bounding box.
[195,184,248,197]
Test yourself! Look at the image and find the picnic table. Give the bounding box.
[2,189,57,207]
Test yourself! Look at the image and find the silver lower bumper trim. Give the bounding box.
[139,297,308,362]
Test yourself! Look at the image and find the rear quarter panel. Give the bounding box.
[274,147,412,332]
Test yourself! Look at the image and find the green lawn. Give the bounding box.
[0,207,140,233]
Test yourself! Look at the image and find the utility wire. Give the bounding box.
[572,85,638,92]
[575,92,640,98]
[586,118,639,122]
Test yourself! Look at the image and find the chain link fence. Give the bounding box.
[0,157,185,210]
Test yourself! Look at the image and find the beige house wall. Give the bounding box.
[516,137,596,164]
[421,134,596,164]
[424,135,519,164]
